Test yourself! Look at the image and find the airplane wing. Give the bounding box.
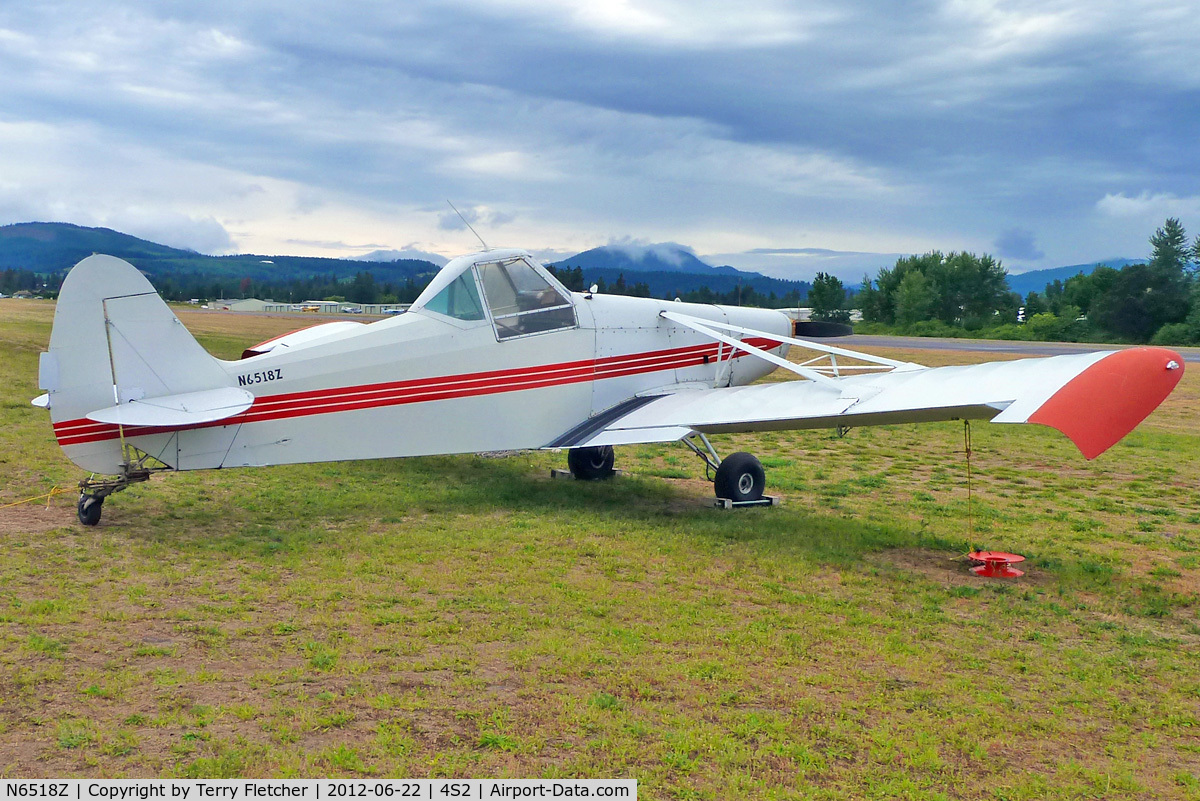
[552,314,1184,460]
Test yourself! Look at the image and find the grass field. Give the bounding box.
[1,299,1198,798]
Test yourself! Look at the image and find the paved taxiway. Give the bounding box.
[841,334,1200,364]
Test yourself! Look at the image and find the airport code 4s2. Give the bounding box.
[2,783,636,801]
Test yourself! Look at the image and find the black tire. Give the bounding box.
[77,494,103,526]
[793,320,853,338]
[714,452,765,502]
[567,445,615,480]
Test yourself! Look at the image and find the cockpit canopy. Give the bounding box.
[411,250,576,339]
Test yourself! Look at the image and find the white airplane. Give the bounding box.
[33,251,1184,525]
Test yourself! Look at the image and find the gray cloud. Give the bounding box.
[0,0,1196,263]
[113,212,235,255]
[994,229,1046,263]
[437,205,516,232]
[285,239,391,251]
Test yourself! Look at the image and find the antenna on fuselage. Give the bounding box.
[446,200,490,252]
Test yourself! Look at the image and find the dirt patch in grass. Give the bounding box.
[868,547,1057,590]
[0,500,75,534]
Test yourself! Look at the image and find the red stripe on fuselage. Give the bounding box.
[53,338,780,446]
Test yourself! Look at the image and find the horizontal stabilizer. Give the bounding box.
[85,387,254,427]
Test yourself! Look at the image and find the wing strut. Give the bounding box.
[660,311,925,389]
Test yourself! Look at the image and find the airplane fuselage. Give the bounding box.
[51,251,791,474]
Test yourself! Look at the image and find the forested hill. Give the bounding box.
[0,222,439,284]
[1,222,811,305]
[550,243,811,303]
[559,243,745,276]
[1007,258,1143,296]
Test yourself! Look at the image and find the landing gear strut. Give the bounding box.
[682,432,767,503]
[76,469,151,526]
[75,446,163,525]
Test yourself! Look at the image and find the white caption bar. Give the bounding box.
[1,781,635,801]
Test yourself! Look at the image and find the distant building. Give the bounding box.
[207,298,409,315]
[300,300,343,313]
[357,303,411,315]
[212,298,274,312]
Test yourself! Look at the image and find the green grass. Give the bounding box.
[1,300,1199,798]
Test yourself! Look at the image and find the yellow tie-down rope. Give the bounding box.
[0,486,72,510]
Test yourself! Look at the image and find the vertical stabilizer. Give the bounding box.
[43,255,233,473]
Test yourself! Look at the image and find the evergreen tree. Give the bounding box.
[1149,218,1190,274]
[1024,290,1048,316]
[808,272,849,322]
[1091,219,1191,341]
[348,271,378,304]
[857,275,886,323]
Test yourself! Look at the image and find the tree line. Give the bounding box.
[838,218,1200,344]
[145,270,436,306]
[546,264,807,308]
[0,268,45,294]
[1033,218,1199,345]
[14,220,1199,346]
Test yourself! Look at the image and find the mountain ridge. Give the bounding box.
[0,223,806,299]
[550,242,810,300]
[0,222,439,284]
[0,221,1139,303]
[1006,259,1143,296]
[557,242,746,277]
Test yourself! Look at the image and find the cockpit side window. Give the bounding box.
[477,258,576,339]
[421,270,485,321]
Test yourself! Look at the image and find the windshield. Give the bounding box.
[476,258,576,339]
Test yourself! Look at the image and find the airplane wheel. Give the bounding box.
[77,494,103,526]
[714,452,765,502]
[567,445,615,480]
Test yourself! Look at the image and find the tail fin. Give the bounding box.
[41,255,248,473]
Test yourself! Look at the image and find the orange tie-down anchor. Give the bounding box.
[968,551,1026,578]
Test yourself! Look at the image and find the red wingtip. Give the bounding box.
[1029,347,1184,459]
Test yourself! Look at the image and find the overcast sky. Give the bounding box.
[1,0,1197,280]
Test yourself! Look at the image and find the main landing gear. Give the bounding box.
[713,451,766,502]
[566,445,616,480]
[566,435,769,504]
[682,432,767,503]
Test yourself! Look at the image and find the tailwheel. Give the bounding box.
[75,449,160,527]
[567,445,616,480]
[714,452,766,502]
[77,494,103,526]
